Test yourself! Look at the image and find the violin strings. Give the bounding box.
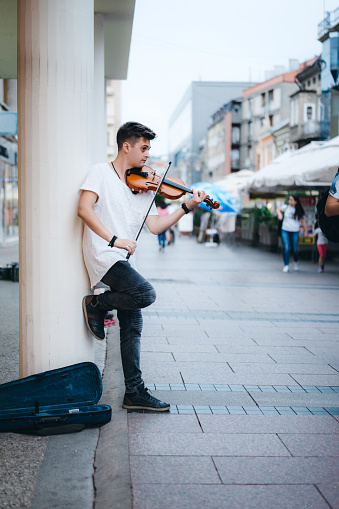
[163,177,191,194]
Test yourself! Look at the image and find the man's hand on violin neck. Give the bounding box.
[187,188,207,209]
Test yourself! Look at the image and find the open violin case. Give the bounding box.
[0,362,111,435]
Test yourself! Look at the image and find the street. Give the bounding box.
[127,232,339,509]
[0,234,338,508]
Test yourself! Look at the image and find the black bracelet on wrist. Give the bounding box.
[108,235,118,247]
[181,203,191,214]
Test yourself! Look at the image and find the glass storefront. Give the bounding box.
[0,139,18,244]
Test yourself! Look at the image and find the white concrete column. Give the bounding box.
[94,13,107,163]
[17,0,95,377]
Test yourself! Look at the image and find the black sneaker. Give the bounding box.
[122,382,170,412]
[82,295,106,340]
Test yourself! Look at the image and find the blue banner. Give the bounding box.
[0,112,18,135]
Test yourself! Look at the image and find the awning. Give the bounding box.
[215,170,254,195]
[241,136,339,193]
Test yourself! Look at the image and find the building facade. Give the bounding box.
[169,81,254,184]
[0,78,17,246]
[240,59,315,171]
[290,57,322,148]
[202,99,242,182]
[318,7,339,140]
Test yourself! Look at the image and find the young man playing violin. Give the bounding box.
[78,121,207,411]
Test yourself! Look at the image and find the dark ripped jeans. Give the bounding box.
[98,261,156,392]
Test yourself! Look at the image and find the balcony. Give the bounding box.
[318,7,339,40]
[290,120,321,143]
[268,101,275,113]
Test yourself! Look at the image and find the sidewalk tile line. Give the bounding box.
[142,308,339,322]
[149,383,339,393]
[127,406,339,416]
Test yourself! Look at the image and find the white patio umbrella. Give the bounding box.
[241,136,339,193]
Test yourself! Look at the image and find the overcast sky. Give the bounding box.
[121,0,339,157]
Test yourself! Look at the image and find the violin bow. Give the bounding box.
[126,162,172,260]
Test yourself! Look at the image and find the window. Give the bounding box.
[257,154,261,169]
[268,89,274,102]
[260,117,265,127]
[290,101,295,126]
[248,146,253,163]
[231,149,240,169]
[304,103,315,121]
[231,126,240,144]
[1,159,18,241]
[319,102,324,121]
[307,80,311,87]
[0,145,9,158]
[248,98,253,116]
[261,93,266,106]
[269,115,273,126]
[248,121,253,138]
[313,77,316,84]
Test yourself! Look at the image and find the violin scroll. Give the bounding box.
[205,196,220,210]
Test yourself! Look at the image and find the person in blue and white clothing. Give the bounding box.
[277,195,308,273]
[325,171,339,217]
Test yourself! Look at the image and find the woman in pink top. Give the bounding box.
[309,223,328,272]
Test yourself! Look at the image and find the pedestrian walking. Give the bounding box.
[309,221,328,272]
[156,200,169,251]
[277,195,308,272]
[166,202,179,245]
[77,121,207,411]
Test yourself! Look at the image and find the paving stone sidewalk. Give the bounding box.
[0,235,339,508]
[129,232,339,509]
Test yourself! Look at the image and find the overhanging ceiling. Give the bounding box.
[0,0,135,79]
[95,0,135,79]
[0,0,17,78]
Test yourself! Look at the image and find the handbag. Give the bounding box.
[277,218,283,236]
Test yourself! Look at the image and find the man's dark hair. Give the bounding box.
[117,122,156,151]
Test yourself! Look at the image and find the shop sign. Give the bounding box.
[299,195,317,235]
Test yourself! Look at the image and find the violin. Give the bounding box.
[125,165,220,210]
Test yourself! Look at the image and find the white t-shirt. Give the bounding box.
[80,163,158,289]
[314,227,328,245]
[280,204,301,232]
